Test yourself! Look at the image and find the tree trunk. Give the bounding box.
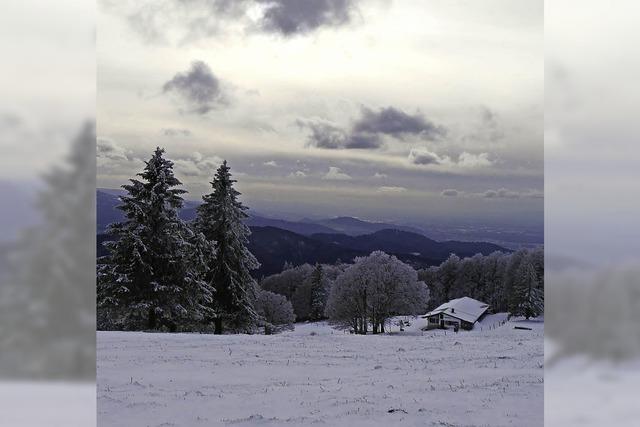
[214,317,223,335]
[380,321,385,333]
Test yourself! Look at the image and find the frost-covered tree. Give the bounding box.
[255,290,295,334]
[195,160,259,334]
[509,259,544,319]
[98,148,215,331]
[261,264,313,302]
[325,262,368,333]
[326,251,428,334]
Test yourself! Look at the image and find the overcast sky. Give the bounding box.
[97,0,542,225]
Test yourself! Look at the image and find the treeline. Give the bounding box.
[259,247,544,333]
[418,247,544,319]
[261,252,430,333]
[97,148,294,334]
[261,262,345,321]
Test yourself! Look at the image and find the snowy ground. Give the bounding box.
[98,314,543,426]
[0,382,96,427]
[545,341,640,426]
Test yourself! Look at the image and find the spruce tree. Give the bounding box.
[309,263,328,320]
[509,259,544,320]
[195,160,260,334]
[97,147,214,331]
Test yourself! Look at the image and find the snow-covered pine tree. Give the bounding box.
[97,147,215,331]
[195,160,260,334]
[309,263,328,320]
[509,259,544,320]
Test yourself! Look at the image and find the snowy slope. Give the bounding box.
[0,382,95,427]
[98,317,543,426]
[545,341,640,426]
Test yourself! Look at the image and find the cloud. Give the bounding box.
[162,61,227,114]
[322,166,352,180]
[482,188,542,199]
[408,148,441,165]
[377,186,407,193]
[298,120,382,150]
[174,152,224,176]
[300,106,443,150]
[353,107,445,140]
[256,0,357,36]
[288,170,307,178]
[102,0,360,45]
[457,152,493,168]
[161,128,192,137]
[409,148,494,169]
[373,172,387,178]
[97,138,131,161]
[264,160,278,167]
[441,189,458,197]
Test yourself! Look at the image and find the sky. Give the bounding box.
[97,0,543,226]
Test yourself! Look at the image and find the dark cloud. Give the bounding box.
[299,121,346,149]
[441,189,458,197]
[257,0,356,36]
[162,61,227,114]
[300,106,443,150]
[103,0,359,45]
[161,128,192,137]
[298,120,384,150]
[353,107,445,140]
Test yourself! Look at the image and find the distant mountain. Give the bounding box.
[311,229,507,261]
[246,227,366,277]
[98,189,336,236]
[98,227,509,277]
[309,216,426,236]
[97,226,364,277]
[96,189,510,277]
[97,190,125,232]
[245,217,336,236]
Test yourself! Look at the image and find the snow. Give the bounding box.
[424,296,490,324]
[0,382,96,427]
[98,316,543,426]
[545,351,640,426]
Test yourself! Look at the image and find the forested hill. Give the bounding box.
[97,189,509,276]
[98,226,508,277]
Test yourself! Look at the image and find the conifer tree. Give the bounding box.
[509,259,544,320]
[97,147,214,331]
[309,263,328,320]
[195,160,260,334]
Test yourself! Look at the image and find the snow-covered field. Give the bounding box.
[0,382,95,427]
[98,315,543,426]
[545,341,640,426]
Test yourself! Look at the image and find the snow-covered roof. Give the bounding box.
[423,297,490,323]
